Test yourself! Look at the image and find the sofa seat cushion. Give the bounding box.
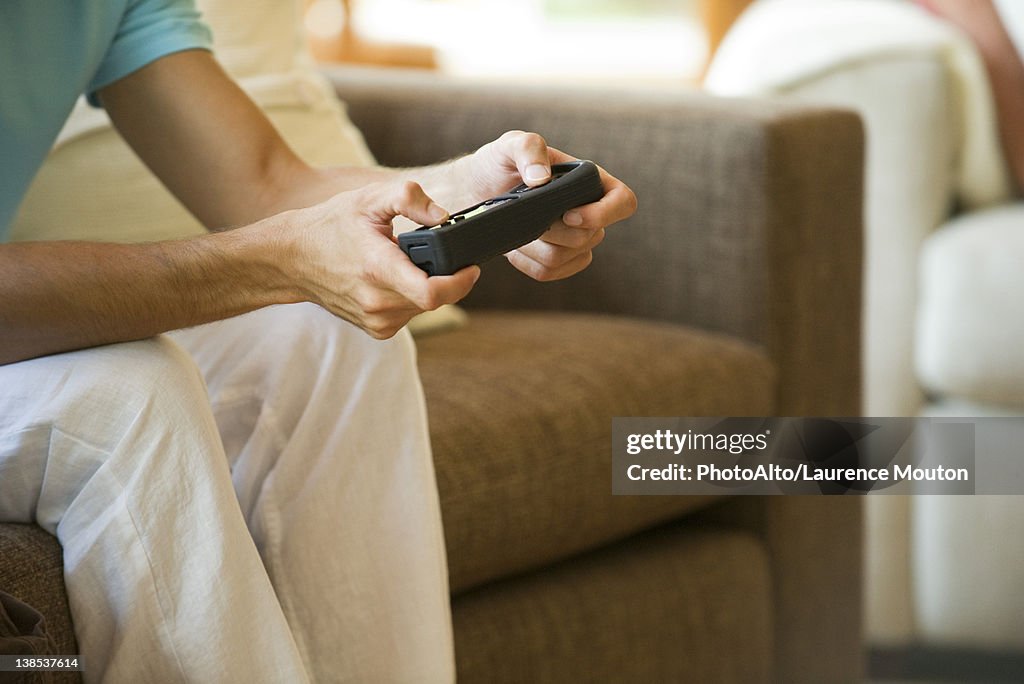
[916,203,1024,408]
[416,311,776,594]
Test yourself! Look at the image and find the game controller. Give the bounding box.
[398,160,604,276]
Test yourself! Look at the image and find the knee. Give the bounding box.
[15,338,220,533]
[60,336,213,437]
[263,303,420,381]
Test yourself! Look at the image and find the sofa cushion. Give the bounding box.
[916,203,1024,408]
[416,311,777,593]
[452,524,772,683]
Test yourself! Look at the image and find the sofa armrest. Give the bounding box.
[702,496,864,683]
[325,67,863,416]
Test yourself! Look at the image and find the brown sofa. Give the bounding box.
[0,69,865,683]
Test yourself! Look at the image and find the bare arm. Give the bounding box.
[96,50,404,227]
[0,224,294,364]
[0,51,478,365]
[0,49,633,365]
[98,50,635,270]
[0,183,478,365]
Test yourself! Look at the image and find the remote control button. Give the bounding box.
[407,245,433,266]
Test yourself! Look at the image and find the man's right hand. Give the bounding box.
[0,180,480,365]
[280,179,481,339]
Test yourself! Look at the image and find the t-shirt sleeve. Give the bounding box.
[86,0,213,105]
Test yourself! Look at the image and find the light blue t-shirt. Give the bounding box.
[0,1,212,240]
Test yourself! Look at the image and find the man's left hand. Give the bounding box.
[455,130,637,281]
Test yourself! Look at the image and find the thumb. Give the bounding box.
[369,180,450,228]
[498,130,552,187]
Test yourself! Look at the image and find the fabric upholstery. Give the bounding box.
[418,312,775,593]
[916,203,1024,408]
[699,496,864,683]
[0,525,78,683]
[452,524,773,683]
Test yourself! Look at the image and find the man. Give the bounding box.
[0,1,636,682]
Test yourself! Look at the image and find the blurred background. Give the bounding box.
[302,0,739,86]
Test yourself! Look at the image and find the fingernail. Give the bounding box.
[428,202,448,223]
[564,210,583,226]
[525,164,550,182]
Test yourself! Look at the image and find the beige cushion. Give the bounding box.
[417,311,776,593]
[12,0,375,244]
[916,203,1024,408]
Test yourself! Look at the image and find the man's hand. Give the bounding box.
[284,180,480,339]
[101,52,636,282]
[2,51,633,366]
[0,179,479,365]
[451,131,638,281]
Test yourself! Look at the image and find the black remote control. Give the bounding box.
[398,160,604,276]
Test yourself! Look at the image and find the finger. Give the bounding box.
[516,228,605,268]
[422,265,481,308]
[360,306,423,340]
[541,149,638,229]
[561,174,637,230]
[507,248,594,282]
[497,130,552,187]
[386,252,481,310]
[366,180,449,228]
[537,220,603,249]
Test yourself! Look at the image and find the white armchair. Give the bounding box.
[705,0,1024,661]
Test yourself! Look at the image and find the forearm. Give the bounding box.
[100,50,478,229]
[0,220,298,365]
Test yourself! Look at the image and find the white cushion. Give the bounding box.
[913,492,1024,650]
[916,203,1024,408]
[706,0,1013,210]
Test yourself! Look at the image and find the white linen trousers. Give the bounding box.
[0,302,455,683]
